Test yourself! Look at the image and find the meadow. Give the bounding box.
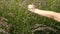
[0,0,60,34]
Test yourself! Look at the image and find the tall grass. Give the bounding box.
[0,0,60,34]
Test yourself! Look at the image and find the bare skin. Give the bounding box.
[28,4,60,22]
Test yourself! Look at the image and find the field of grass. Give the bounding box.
[0,0,60,34]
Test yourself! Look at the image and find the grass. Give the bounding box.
[0,0,60,34]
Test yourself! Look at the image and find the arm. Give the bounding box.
[28,4,60,22]
[33,9,55,18]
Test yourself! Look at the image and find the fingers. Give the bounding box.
[28,4,35,9]
[28,4,36,12]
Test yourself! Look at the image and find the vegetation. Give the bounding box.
[0,0,60,34]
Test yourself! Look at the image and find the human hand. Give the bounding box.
[28,4,36,12]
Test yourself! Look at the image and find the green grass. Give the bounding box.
[0,0,60,34]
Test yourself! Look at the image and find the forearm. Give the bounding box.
[28,4,60,22]
[33,9,56,18]
[33,9,60,22]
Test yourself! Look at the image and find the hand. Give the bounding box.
[28,4,35,12]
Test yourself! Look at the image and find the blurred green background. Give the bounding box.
[0,0,60,34]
